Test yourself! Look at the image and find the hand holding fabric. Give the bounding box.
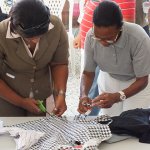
[52,95,67,116]
[77,96,92,114]
[22,98,40,114]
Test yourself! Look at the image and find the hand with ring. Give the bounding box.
[77,96,92,114]
[92,92,120,108]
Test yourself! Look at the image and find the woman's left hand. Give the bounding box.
[92,92,120,108]
[52,95,67,117]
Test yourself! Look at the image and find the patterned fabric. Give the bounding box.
[11,115,112,150]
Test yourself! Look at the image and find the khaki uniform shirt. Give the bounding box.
[0,15,69,100]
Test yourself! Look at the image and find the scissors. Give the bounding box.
[37,100,54,116]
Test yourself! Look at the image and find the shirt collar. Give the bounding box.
[6,21,54,39]
[112,22,127,49]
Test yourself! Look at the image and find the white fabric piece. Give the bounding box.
[98,70,150,117]
[82,138,102,150]
[0,127,45,150]
[46,95,55,117]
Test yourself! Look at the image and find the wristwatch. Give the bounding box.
[118,91,126,101]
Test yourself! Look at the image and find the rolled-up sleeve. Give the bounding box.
[83,31,97,72]
[51,20,69,64]
[133,37,150,77]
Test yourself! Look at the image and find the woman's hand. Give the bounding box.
[52,95,67,117]
[77,96,92,114]
[73,33,81,49]
[92,92,120,108]
[21,98,41,114]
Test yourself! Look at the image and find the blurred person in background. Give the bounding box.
[0,0,9,22]
[148,4,150,26]
[136,0,150,36]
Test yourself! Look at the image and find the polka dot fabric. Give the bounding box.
[10,115,112,150]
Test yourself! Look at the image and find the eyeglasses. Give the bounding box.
[91,28,121,44]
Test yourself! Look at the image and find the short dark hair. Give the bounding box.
[10,0,50,38]
[93,1,123,28]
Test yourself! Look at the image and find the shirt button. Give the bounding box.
[33,66,37,70]
[30,78,35,83]
[35,90,39,93]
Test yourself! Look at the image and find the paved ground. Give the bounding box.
[63,28,81,116]
[63,44,81,116]
[63,75,80,116]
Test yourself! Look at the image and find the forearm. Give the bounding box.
[51,64,68,93]
[92,76,149,108]
[80,71,95,97]
[122,76,148,99]
[148,8,150,24]
[0,79,24,107]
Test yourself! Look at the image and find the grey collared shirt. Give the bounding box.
[84,22,150,81]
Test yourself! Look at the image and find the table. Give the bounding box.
[0,117,149,150]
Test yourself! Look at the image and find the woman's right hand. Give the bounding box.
[21,98,41,114]
[77,96,92,114]
[73,33,81,49]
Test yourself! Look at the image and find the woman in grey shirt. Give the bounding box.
[78,1,150,117]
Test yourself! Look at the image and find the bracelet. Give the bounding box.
[53,89,66,97]
[58,90,66,96]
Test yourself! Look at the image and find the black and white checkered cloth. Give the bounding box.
[11,115,112,150]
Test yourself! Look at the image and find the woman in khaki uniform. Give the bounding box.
[0,0,69,116]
